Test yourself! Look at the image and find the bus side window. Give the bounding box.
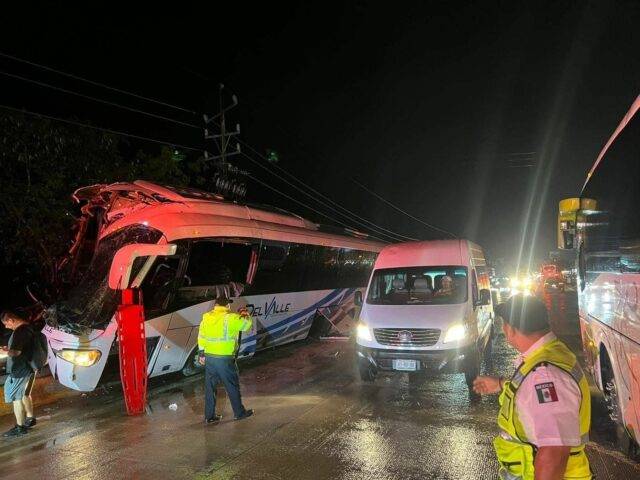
[176,240,252,307]
[247,243,289,295]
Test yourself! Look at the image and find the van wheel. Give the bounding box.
[359,365,377,382]
[181,347,204,377]
[464,347,481,390]
[483,326,494,369]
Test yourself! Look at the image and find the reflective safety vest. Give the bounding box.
[495,338,592,480]
[198,306,252,356]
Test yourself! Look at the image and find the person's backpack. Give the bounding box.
[29,329,49,371]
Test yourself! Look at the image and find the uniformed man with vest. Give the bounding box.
[198,295,254,424]
[473,294,591,480]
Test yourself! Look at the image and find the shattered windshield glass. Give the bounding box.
[47,225,163,333]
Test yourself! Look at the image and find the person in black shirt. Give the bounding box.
[1,310,37,437]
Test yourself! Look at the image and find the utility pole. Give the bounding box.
[203,84,247,199]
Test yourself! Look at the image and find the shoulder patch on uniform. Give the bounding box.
[535,382,559,403]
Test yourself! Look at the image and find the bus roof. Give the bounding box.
[80,181,385,252]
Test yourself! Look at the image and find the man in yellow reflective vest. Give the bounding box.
[473,294,591,480]
[198,295,254,424]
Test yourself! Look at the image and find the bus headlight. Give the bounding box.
[443,324,466,343]
[356,323,373,342]
[56,349,102,367]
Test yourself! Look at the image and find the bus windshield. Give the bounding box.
[48,225,163,333]
[366,266,468,305]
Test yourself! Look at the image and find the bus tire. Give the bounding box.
[600,349,640,460]
[181,346,204,377]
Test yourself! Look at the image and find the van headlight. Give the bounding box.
[443,324,466,343]
[356,323,373,342]
[56,349,102,367]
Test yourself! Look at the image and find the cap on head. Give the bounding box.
[496,294,549,334]
[215,295,233,307]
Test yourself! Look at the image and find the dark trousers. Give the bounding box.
[204,355,246,419]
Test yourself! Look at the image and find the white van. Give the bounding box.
[354,240,494,393]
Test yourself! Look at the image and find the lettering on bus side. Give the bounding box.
[246,297,292,318]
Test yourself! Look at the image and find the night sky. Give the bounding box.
[2,1,639,272]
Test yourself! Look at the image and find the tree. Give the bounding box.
[0,112,193,307]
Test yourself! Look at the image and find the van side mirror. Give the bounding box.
[109,243,177,290]
[475,289,491,307]
[354,290,363,306]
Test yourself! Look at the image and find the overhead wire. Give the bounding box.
[0,54,418,241]
[245,173,387,242]
[352,178,457,238]
[239,152,407,242]
[0,51,197,114]
[0,103,202,151]
[0,69,201,129]
[236,139,418,242]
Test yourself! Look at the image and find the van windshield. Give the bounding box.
[366,266,468,305]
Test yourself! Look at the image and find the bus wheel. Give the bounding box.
[181,347,204,377]
[601,351,640,460]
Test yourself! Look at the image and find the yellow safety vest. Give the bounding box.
[198,306,252,356]
[494,338,592,480]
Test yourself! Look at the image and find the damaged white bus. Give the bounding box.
[44,181,383,391]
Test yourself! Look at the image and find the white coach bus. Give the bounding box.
[559,94,640,457]
[44,181,383,391]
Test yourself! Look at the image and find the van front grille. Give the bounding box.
[373,328,440,347]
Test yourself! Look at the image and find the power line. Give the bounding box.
[0,104,202,151]
[241,152,405,242]
[215,110,418,241]
[0,51,197,114]
[239,151,407,242]
[0,54,419,242]
[0,69,201,130]
[245,173,386,243]
[239,142,417,241]
[352,178,457,239]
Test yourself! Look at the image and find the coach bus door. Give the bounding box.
[108,243,178,414]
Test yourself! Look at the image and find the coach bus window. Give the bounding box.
[337,249,375,288]
[175,241,252,307]
[582,104,640,255]
[249,243,304,295]
[305,246,341,291]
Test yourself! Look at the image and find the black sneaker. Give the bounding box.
[206,415,222,424]
[234,409,254,421]
[3,425,29,438]
[24,417,37,428]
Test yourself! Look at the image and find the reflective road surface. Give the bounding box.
[1,292,639,479]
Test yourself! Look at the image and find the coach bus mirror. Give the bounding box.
[354,290,363,306]
[475,289,491,307]
[109,243,178,290]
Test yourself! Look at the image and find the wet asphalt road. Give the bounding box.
[1,292,639,479]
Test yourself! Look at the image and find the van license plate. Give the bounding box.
[393,359,417,371]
